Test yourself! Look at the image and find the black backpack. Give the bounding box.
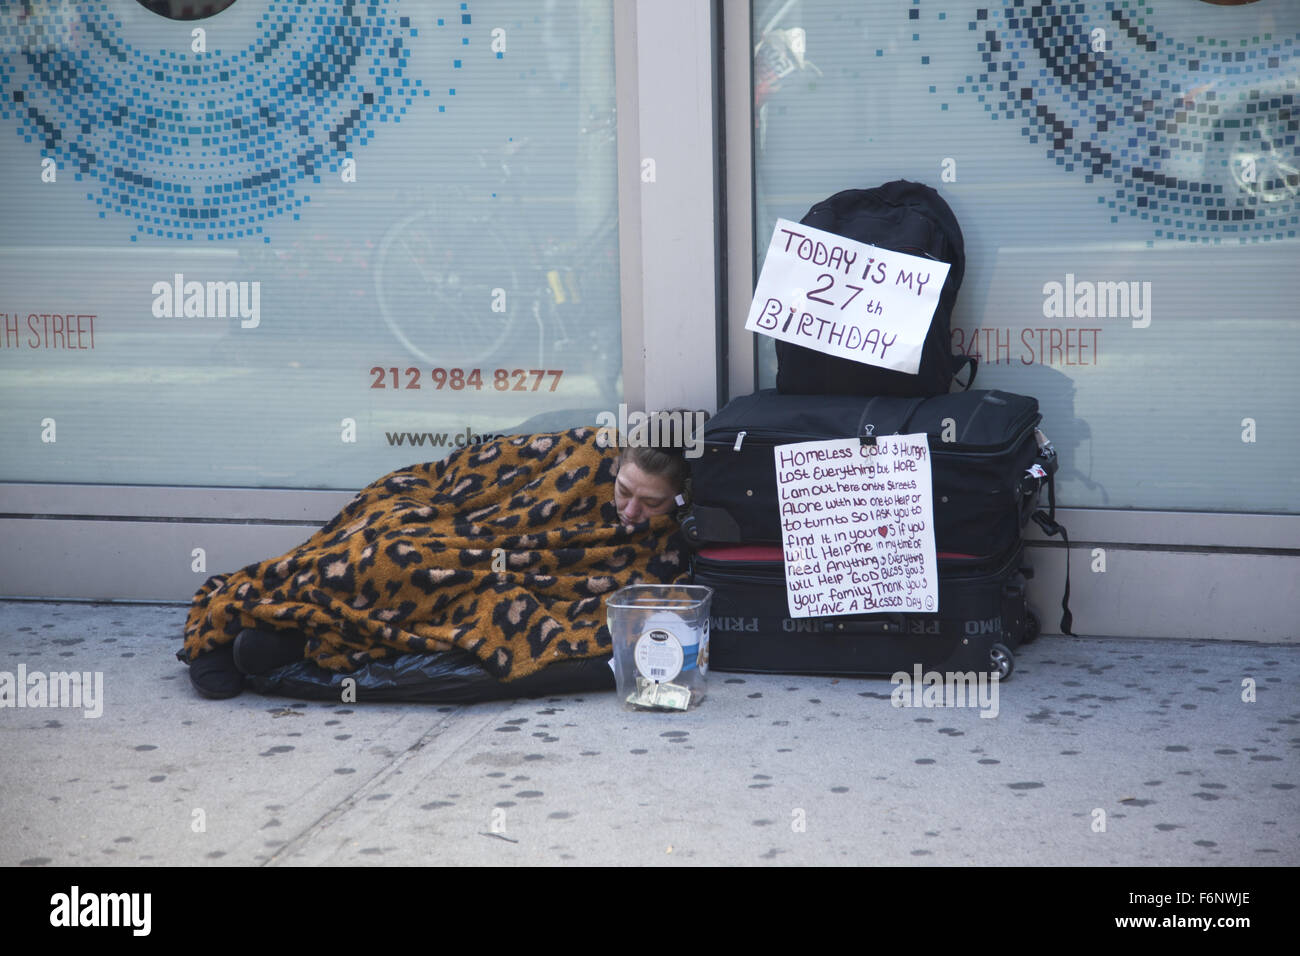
[775,181,972,397]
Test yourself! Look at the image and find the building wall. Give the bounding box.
[1,0,1296,641]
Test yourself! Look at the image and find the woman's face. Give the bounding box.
[614,459,678,528]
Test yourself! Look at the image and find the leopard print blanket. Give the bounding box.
[179,428,688,682]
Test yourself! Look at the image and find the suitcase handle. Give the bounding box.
[858,396,926,441]
[954,355,978,391]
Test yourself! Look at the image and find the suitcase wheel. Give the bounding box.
[989,642,1015,681]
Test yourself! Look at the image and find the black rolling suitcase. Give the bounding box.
[694,543,1036,679]
[685,388,1054,564]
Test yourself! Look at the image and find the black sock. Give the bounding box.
[233,627,308,675]
[189,643,244,699]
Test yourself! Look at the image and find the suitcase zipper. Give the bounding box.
[707,423,1038,460]
[706,395,1037,456]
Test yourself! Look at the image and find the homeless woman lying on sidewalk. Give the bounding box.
[178,427,690,702]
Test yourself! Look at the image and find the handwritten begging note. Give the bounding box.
[775,435,939,619]
[744,218,950,375]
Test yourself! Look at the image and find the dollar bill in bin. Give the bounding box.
[626,676,692,711]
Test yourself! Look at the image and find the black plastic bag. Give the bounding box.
[248,649,614,704]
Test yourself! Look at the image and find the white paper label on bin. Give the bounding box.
[635,628,685,683]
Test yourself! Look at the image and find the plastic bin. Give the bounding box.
[606,584,712,711]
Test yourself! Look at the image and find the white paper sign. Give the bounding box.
[745,218,951,375]
[776,435,939,618]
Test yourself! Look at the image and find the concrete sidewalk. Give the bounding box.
[0,599,1296,866]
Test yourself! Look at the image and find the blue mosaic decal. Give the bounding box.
[0,1,469,241]
[912,1,1299,243]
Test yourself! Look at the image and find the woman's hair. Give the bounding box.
[615,407,706,496]
[620,444,689,493]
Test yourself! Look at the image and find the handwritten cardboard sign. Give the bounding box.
[775,435,939,618]
[745,219,951,375]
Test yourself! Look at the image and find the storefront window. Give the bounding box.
[752,0,1299,513]
[0,0,619,489]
